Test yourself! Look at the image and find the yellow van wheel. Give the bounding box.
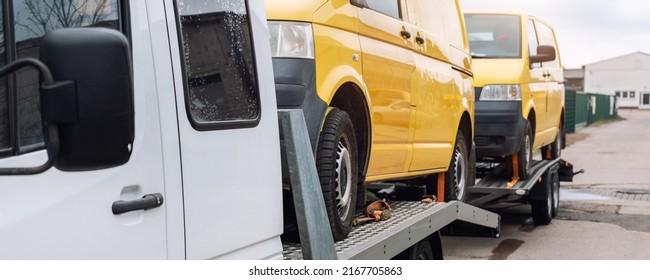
[440,131,469,202]
[541,125,562,160]
[316,108,358,241]
[508,121,532,180]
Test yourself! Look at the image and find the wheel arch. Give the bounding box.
[560,106,566,149]
[527,108,537,144]
[329,82,371,181]
[458,111,473,152]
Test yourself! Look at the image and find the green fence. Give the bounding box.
[575,93,589,129]
[564,91,617,133]
[565,91,576,133]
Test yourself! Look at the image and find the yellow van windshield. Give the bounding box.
[464,14,522,59]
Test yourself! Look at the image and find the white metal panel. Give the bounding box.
[168,0,284,259]
[0,1,170,259]
[584,52,650,70]
[147,0,187,260]
[584,52,650,109]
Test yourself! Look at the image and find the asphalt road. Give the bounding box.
[442,109,650,260]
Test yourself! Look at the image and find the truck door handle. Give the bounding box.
[400,30,412,39]
[415,36,425,44]
[112,193,164,215]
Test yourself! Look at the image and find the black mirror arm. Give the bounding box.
[0,58,60,175]
[0,58,55,84]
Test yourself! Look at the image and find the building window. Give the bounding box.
[630,91,636,98]
[615,91,621,97]
[623,91,628,98]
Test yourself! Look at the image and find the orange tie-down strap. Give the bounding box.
[437,173,445,203]
[507,154,520,188]
[352,200,392,226]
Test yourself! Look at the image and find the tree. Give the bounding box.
[18,0,111,38]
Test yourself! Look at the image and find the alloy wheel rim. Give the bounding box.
[556,131,562,156]
[525,134,532,170]
[335,138,353,221]
[553,176,560,210]
[453,148,467,201]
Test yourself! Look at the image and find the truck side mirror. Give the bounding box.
[0,28,134,175]
[530,45,556,65]
[350,0,368,8]
[41,28,135,171]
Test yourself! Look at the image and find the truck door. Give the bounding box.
[0,0,169,259]
[354,0,417,176]
[526,19,549,141]
[168,0,284,259]
[404,0,457,171]
[535,21,564,138]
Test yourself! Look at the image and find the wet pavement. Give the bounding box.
[442,109,650,260]
[560,189,611,201]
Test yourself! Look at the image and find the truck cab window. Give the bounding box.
[176,0,260,130]
[0,0,122,157]
[366,0,400,19]
[535,22,560,68]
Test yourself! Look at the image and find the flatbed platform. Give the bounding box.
[282,201,500,260]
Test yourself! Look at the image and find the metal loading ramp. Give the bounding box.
[469,158,562,207]
[283,201,500,260]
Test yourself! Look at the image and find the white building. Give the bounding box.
[583,52,650,109]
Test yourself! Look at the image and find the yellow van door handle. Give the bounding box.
[400,30,412,39]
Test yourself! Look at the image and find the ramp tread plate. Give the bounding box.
[282,201,451,260]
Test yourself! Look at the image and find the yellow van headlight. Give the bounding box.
[268,21,314,59]
[479,85,522,101]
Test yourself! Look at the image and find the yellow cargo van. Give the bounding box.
[464,11,565,180]
[265,0,474,240]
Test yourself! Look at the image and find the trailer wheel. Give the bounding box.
[317,108,358,241]
[551,170,560,218]
[542,125,562,159]
[413,238,434,260]
[392,235,441,260]
[531,172,553,225]
[442,131,469,201]
[508,121,532,180]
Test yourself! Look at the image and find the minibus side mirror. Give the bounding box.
[350,0,368,8]
[530,45,556,65]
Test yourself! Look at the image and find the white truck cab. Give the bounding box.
[0,0,284,259]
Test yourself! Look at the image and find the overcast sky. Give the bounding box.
[460,0,650,69]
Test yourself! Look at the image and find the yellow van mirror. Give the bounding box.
[350,0,367,8]
[530,45,556,65]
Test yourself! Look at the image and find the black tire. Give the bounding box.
[508,121,532,180]
[392,238,435,260]
[551,170,560,218]
[316,108,358,241]
[541,125,562,160]
[413,238,434,260]
[440,131,469,202]
[531,172,553,225]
